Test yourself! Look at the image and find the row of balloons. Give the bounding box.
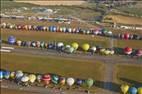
[1,22,141,40]
[7,36,142,56]
[121,84,142,94]
[0,69,94,88]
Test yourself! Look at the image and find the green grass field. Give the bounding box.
[115,64,142,85]
[1,53,104,80]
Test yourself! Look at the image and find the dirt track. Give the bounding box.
[15,1,86,6]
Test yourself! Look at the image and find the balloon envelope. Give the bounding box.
[28,74,36,83]
[21,76,29,82]
[82,43,90,51]
[85,78,94,88]
[59,77,66,85]
[121,84,129,94]
[0,71,3,79]
[51,75,59,84]
[71,42,79,50]
[8,36,16,44]
[128,87,137,94]
[138,87,142,94]
[67,77,75,86]
[124,47,132,55]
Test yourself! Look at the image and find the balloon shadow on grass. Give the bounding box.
[95,80,121,93]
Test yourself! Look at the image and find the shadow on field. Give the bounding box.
[95,80,121,93]
[119,77,142,87]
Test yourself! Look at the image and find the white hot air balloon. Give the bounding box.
[67,77,75,87]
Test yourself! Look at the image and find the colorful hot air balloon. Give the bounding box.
[124,47,132,55]
[67,77,75,87]
[121,84,129,94]
[136,49,142,57]
[138,87,142,94]
[42,74,51,85]
[82,43,90,52]
[15,70,24,79]
[40,41,45,48]
[59,77,66,86]
[21,76,29,83]
[4,71,10,79]
[51,74,59,84]
[71,42,79,50]
[128,87,137,94]
[57,42,64,48]
[85,78,94,88]
[10,71,15,79]
[8,36,16,44]
[28,74,36,83]
[124,33,130,40]
[0,71,3,80]
[76,79,83,86]
[36,41,41,48]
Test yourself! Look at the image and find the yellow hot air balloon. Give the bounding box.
[138,87,142,94]
[121,84,129,94]
[82,43,90,52]
[28,74,36,83]
[71,42,79,50]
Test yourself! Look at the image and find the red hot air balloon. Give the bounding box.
[124,33,130,40]
[42,74,51,86]
[124,47,132,55]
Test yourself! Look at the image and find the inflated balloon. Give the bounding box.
[40,42,45,48]
[21,76,29,82]
[90,46,96,52]
[124,33,130,40]
[4,71,10,79]
[82,43,90,51]
[104,50,111,55]
[121,84,129,94]
[76,79,83,86]
[65,47,74,53]
[138,87,142,94]
[36,75,42,82]
[136,49,142,57]
[10,72,15,79]
[42,74,51,85]
[36,41,41,48]
[71,42,79,50]
[85,78,94,88]
[59,77,66,85]
[8,36,16,44]
[28,74,36,83]
[128,87,137,94]
[15,70,24,79]
[110,49,115,55]
[0,71,3,79]
[16,40,22,46]
[124,47,132,55]
[51,75,59,84]
[100,48,106,54]
[57,42,64,47]
[67,77,75,86]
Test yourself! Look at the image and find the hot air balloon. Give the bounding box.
[40,41,45,48]
[85,78,94,88]
[31,41,36,47]
[21,76,29,86]
[15,70,24,80]
[121,84,129,94]
[104,49,111,55]
[136,49,142,57]
[100,48,106,54]
[26,41,31,47]
[90,46,97,53]
[57,42,64,48]
[8,36,16,44]
[124,47,132,55]
[110,49,115,55]
[67,77,75,87]
[42,74,51,86]
[138,87,142,94]
[51,74,59,84]
[16,40,22,46]
[4,71,10,79]
[76,79,83,86]
[124,33,130,40]
[59,77,66,86]
[28,74,36,84]
[64,47,74,54]
[36,41,40,48]
[0,71,3,80]
[82,43,90,52]
[36,74,42,83]
[10,71,15,79]
[71,42,79,50]
[128,87,137,94]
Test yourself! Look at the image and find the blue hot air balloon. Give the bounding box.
[128,87,137,94]
[76,79,83,86]
[8,36,16,44]
[0,71,4,80]
[4,71,10,79]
